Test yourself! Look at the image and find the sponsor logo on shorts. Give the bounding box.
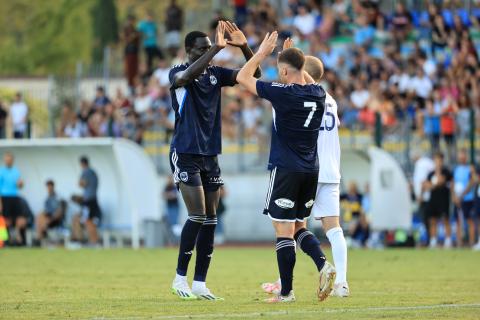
[275,198,295,209]
[179,172,189,182]
[210,75,217,85]
[305,199,315,208]
[209,176,223,184]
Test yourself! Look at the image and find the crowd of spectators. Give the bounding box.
[49,0,480,169]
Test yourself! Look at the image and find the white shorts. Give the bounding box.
[311,183,340,218]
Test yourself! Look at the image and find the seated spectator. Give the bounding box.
[350,81,370,109]
[153,59,171,88]
[71,156,101,246]
[134,83,153,115]
[0,152,26,245]
[33,180,66,245]
[391,2,412,46]
[100,103,122,137]
[354,15,375,47]
[93,86,111,110]
[293,5,316,36]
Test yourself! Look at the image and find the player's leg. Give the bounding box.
[191,186,223,300]
[267,220,296,302]
[35,213,49,240]
[71,213,83,242]
[443,212,452,248]
[170,151,206,300]
[263,169,296,302]
[464,202,476,247]
[311,183,348,296]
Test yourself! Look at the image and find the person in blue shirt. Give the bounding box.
[0,152,26,245]
[452,149,478,247]
[169,21,260,301]
[236,33,335,303]
[137,13,164,76]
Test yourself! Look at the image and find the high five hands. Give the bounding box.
[215,21,248,48]
[257,31,278,58]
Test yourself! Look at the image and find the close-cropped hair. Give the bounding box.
[278,48,305,71]
[184,31,208,49]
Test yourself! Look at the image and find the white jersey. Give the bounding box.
[317,92,341,183]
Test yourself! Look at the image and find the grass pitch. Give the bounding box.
[1,247,479,320]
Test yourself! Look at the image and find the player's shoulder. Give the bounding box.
[325,90,338,105]
[170,63,188,72]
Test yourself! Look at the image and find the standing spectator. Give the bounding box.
[440,98,457,165]
[134,83,153,115]
[0,152,26,245]
[10,92,28,139]
[138,13,164,76]
[431,14,448,58]
[33,180,66,245]
[414,151,435,244]
[425,152,453,248]
[165,0,183,57]
[122,14,141,97]
[473,166,480,250]
[71,156,101,245]
[93,86,111,111]
[0,100,8,139]
[423,99,440,154]
[163,176,179,229]
[153,59,171,88]
[452,150,477,247]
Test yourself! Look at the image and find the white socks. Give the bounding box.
[175,274,187,283]
[192,280,206,292]
[326,227,347,284]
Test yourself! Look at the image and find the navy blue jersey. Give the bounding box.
[169,63,236,155]
[256,81,326,172]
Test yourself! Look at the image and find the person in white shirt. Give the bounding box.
[262,42,349,298]
[410,69,432,99]
[10,92,28,139]
[350,81,370,109]
[293,5,316,36]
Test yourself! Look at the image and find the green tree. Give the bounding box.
[90,0,119,64]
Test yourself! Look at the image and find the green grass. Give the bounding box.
[1,248,479,320]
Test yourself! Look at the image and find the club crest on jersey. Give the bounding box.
[209,75,217,85]
[179,172,189,182]
[305,199,315,208]
[275,198,295,209]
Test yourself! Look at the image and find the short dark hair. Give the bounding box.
[184,31,208,49]
[278,48,305,71]
[80,156,89,166]
[433,152,444,160]
[46,179,54,186]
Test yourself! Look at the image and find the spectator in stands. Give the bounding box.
[424,152,452,248]
[354,15,375,48]
[0,100,7,139]
[473,165,480,250]
[0,152,26,245]
[421,98,441,154]
[440,97,457,165]
[33,180,66,245]
[93,86,111,111]
[391,2,412,47]
[452,150,477,247]
[153,59,171,88]
[100,103,121,137]
[122,14,141,97]
[134,82,153,115]
[71,156,101,245]
[431,14,449,58]
[293,5,316,36]
[10,92,28,139]
[164,0,183,57]
[138,12,164,76]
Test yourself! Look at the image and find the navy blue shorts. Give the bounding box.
[169,149,223,192]
[455,201,476,220]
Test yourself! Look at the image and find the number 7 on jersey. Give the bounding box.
[303,102,317,127]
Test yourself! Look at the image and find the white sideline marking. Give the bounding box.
[89,303,480,320]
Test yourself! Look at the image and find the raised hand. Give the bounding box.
[283,37,293,51]
[224,21,247,47]
[215,21,227,48]
[257,31,278,58]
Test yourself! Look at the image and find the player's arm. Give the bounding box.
[236,32,278,95]
[460,164,478,199]
[172,22,227,88]
[223,21,261,80]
